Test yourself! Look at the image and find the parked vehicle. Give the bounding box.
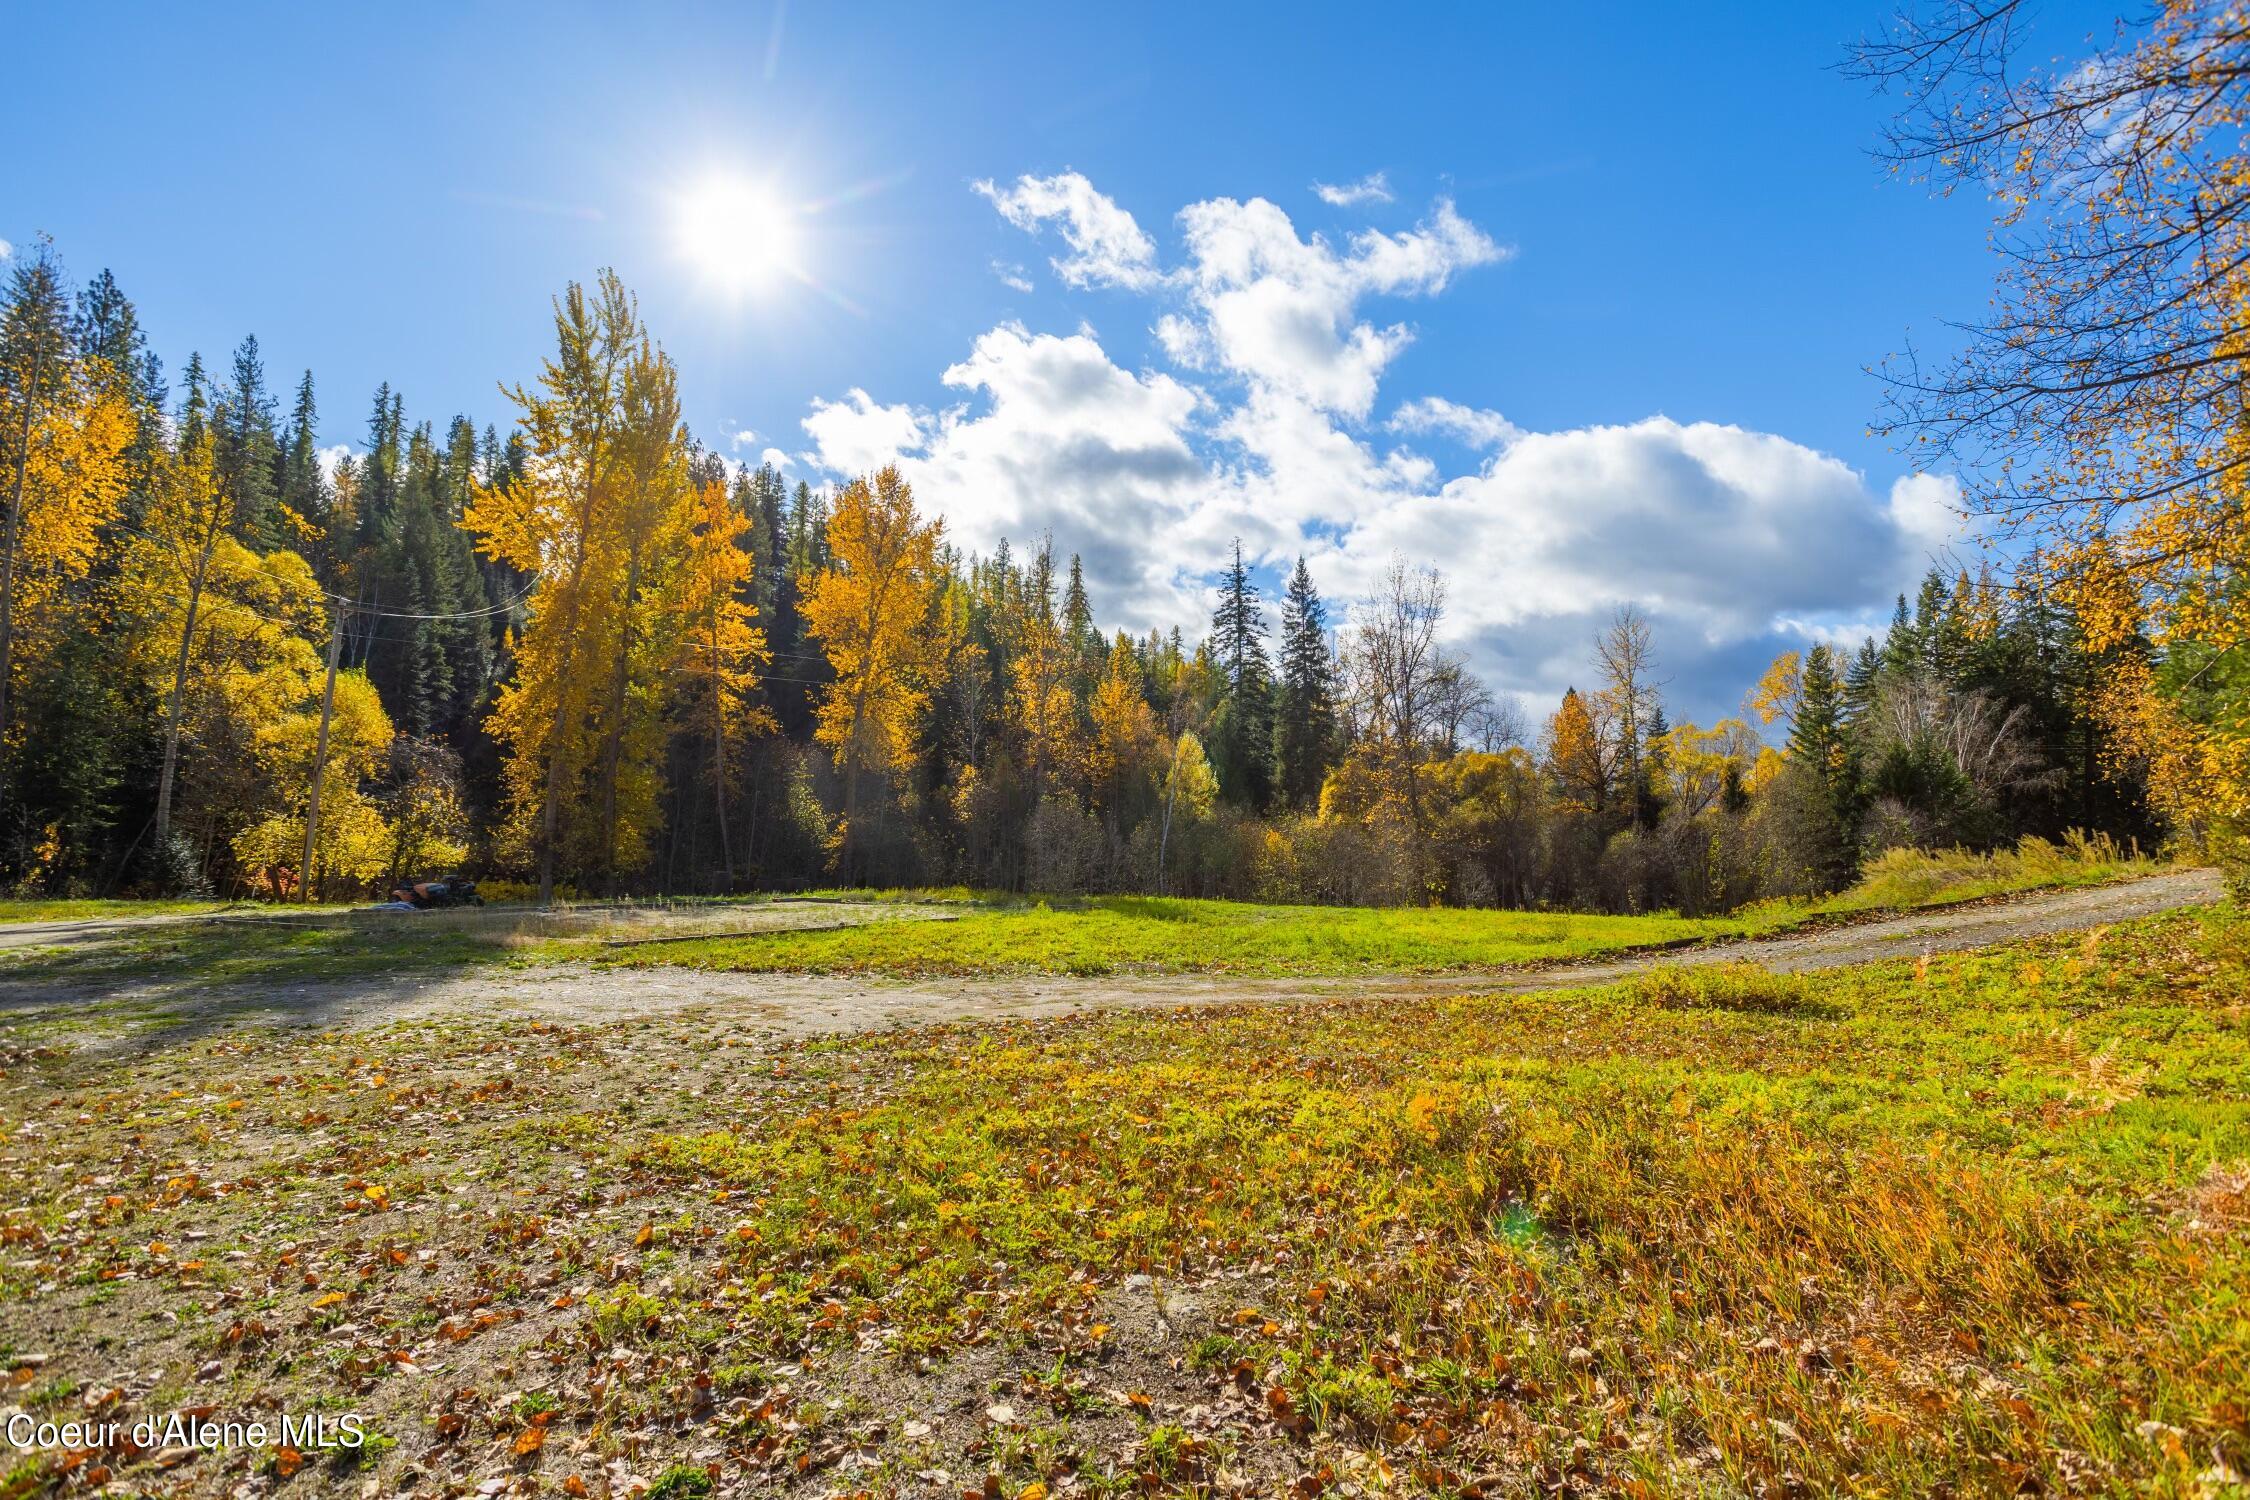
[386,878,484,909]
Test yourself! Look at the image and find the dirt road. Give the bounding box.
[3,868,2221,1045]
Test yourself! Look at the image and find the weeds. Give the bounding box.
[0,903,2239,1494]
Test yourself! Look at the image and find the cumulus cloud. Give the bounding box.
[794,172,1956,717]
[1312,172,1393,206]
[729,428,761,450]
[760,446,792,472]
[973,172,1161,290]
[801,388,927,478]
[315,444,356,482]
[1388,396,1520,451]
[802,323,1214,633]
[0,239,12,261]
[1174,196,1505,417]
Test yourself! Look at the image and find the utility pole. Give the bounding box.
[299,602,346,903]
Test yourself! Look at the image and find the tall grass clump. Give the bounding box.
[1825,831,2155,914]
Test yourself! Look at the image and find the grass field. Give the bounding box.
[0,897,236,924]
[603,836,2161,979]
[0,893,2240,1495]
[603,896,1755,978]
[0,836,2158,993]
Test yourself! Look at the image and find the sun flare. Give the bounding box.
[674,173,801,294]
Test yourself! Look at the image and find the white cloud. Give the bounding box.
[729,428,761,450]
[973,172,1161,290]
[804,323,1214,633]
[315,443,355,482]
[801,388,927,478]
[1172,195,1506,417]
[0,239,12,261]
[1885,471,1965,557]
[796,171,1954,716]
[1312,172,1393,207]
[760,446,792,472]
[993,260,1035,294]
[1388,396,1520,451]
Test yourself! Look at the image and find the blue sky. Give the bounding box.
[5,1,2108,720]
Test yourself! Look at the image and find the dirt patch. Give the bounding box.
[1,870,2221,1047]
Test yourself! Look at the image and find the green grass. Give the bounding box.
[604,834,2167,979]
[1805,831,2159,916]
[633,906,2250,1492]
[0,832,2165,992]
[0,896,237,924]
[0,913,518,993]
[0,895,2239,1492]
[600,893,1752,977]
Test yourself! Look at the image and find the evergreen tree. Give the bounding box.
[275,370,332,573]
[1879,592,1917,679]
[1272,554,1337,809]
[1844,638,1881,723]
[1781,643,1859,889]
[1789,646,1848,778]
[1207,539,1275,809]
[213,335,280,550]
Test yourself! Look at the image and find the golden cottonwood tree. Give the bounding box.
[231,657,396,897]
[589,335,691,889]
[0,356,134,783]
[129,424,236,844]
[1009,589,1083,805]
[1087,634,1157,823]
[801,466,953,881]
[464,271,656,902]
[668,477,770,884]
[122,519,372,887]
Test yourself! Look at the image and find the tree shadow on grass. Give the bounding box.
[0,914,532,1059]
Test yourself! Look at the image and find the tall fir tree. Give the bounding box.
[1207,539,1275,809]
[213,335,281,551]
[1272,554,1337,809]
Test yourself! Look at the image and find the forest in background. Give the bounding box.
[0,252,2174,912]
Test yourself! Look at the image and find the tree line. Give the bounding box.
[0,250,2164,909]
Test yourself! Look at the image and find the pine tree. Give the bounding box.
[214,335,281,550]
[1061,553,1100,693]
[1272,555,1337,809]
[1782,643,1858,888]
[72,269,165,528]
[1879,592,1917,679]
[1845,638,1881,723]
[1789,646,1846,776]
[275,370,333,573]
[1208,539,1275,809]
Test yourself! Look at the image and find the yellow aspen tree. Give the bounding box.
[668,476,771,885]
[0,358,134,742]
[800,466,953,882]
[1009,591,1084,805]
[1087,633,1156,827]
[1154,728,1217,893]
[132,424,236,844]
[463,271,641,903]
[590,335,690,889]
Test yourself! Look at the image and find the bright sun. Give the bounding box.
[675,174,801,294]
